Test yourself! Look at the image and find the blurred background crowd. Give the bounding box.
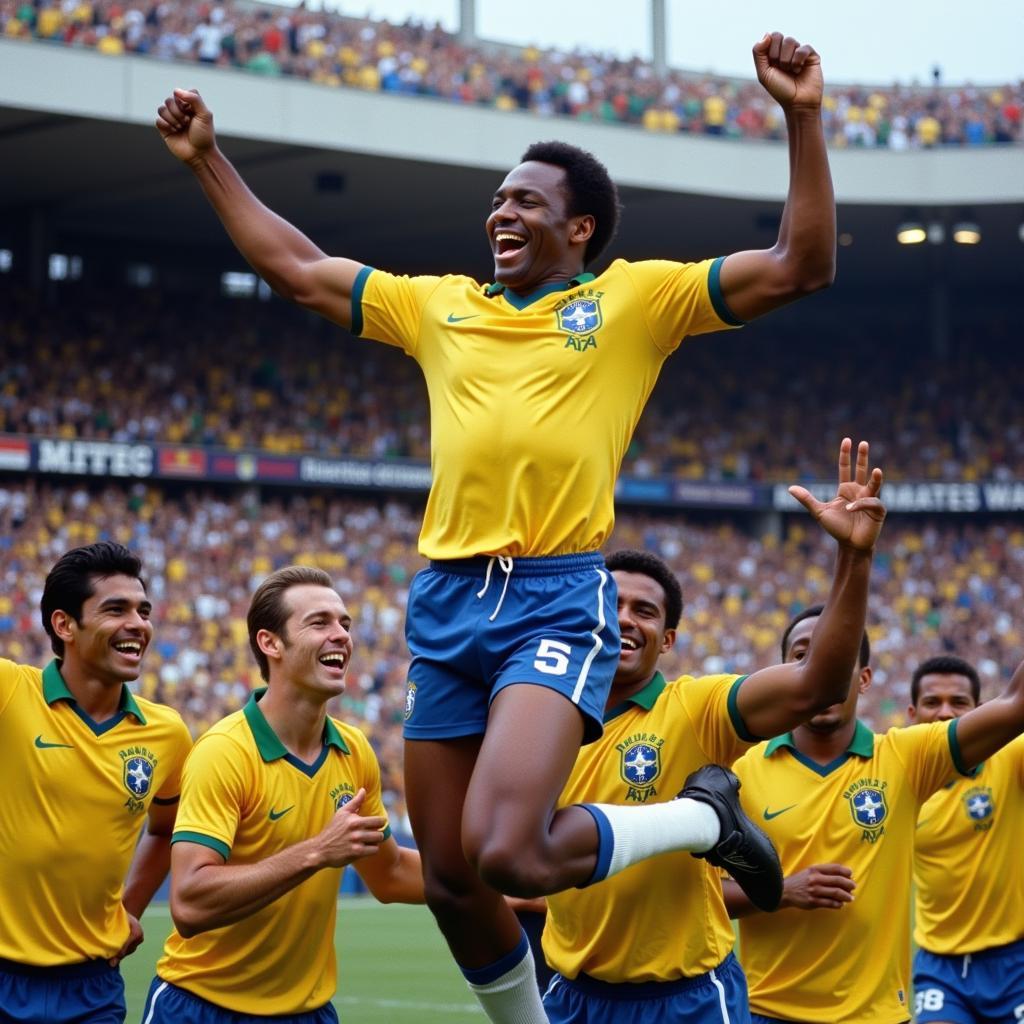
[1,478,1019,828]
[2,0,1021,146]
[2,285,1019,483]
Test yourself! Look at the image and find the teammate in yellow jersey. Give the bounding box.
[141,566,424,1023]
[724,609,1024,1024]
[907,655,1024,1024]
[0,542,191,1024]
[159,31,837,1023]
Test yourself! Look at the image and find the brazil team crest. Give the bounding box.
[557,298,602,337]
[621,742,661,787]
[963,785,994,827]
[850,787,887,830]
[119,747,157,814]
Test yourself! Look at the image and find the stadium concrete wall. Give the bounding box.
[2,38,1022,205]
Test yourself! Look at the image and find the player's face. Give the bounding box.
[486,161,585,290]
[612,570,675,688]
[62,574,153,684]
[784,616,867,733]
[275,584,353,697]
[909,673,977,723]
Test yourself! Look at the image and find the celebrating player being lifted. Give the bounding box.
[159,30,836,1024]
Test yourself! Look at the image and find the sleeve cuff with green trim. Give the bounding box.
[172,831,231,861]
[350,266,374,336]
[947,717,975,777]
[382,824,392,842]
[727,675,762,742]
[708,256,745,328]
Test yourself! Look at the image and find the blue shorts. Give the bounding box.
[913,938,1024,1024]
[141,978,339,1023]
[403,553,618,743]
[0,957,124,1024]
[543,953,750,1024]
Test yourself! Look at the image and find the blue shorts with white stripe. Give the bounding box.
[544,953,751,1024]
[402,552,619,744]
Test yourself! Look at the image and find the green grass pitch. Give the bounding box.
[122,898,485,1021]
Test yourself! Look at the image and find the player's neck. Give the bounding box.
[792,717,858,765]
[57,659,125,722]
[258,681,330,763]
[500,263,587,297]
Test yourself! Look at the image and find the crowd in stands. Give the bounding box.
[2,285,1020,483]
[1,480,1020,828]
[3,0,1021,147]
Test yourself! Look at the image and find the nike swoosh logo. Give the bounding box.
[35,735,74,749]
[447,314,479,323]
[763,804,797,820]
[268,806,294,821]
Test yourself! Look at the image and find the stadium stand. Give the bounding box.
[1,1,1020,146]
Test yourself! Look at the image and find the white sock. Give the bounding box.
[580,798,720,883]
[463,933,549,1024]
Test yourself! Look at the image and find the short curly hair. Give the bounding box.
[521,141,621,266]
[781,604,871,668]
[910,655,980,706]
[605,549,683,631]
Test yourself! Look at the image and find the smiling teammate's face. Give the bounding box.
[486,161,593,292]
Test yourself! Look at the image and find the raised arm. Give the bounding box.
[718,33,836,322]
[156,88,364,327]
[169,789,384,937]
[736,439,885,739]
[952,657,1024,770]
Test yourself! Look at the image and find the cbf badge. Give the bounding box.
[404,682,417,722]
[963,785,994,830]
[850,787,887,842]
[620,741,660,803]
[122,753,154,814]
[557,298,603,337]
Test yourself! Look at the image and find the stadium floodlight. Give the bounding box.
[896,223,926,245]
[952,222,981,245]
[926,222,945,245]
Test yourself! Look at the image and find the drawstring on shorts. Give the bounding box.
[476,556,514,621]
[961,953,972,978]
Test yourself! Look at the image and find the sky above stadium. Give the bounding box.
[294,0,1023,86]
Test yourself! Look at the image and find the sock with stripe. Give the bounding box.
[461,930,549,1024]
[578,798,720,885]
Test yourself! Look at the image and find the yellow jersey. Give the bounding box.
[732,719,964,1024]
[544,671,753,982]
[157,689,391,1015]
[0,658,191,965]
[354,258,740,559]
[914,734,1024,954]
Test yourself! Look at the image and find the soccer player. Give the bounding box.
[0,542,191,1024]
[724,610,1024,1024]
[141,565,424,1024]
[907,656,1024,1024]
[538,441,887,1023]
[158,31,837,1022]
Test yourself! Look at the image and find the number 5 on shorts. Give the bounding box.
[534,639,572,675]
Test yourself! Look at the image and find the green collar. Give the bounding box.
[484,272,595,310]
[243,687,350,761]
[765,718,874,759]
[42,659,146,724]
[605,671,667,723]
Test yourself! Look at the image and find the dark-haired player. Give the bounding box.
[0,542,191,1024]
[158,32,837,1023]
[908,656,1024,1024]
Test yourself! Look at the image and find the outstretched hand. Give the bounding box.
[752,32,823,111]
[790,438,885,552]
[156,88,216,165]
